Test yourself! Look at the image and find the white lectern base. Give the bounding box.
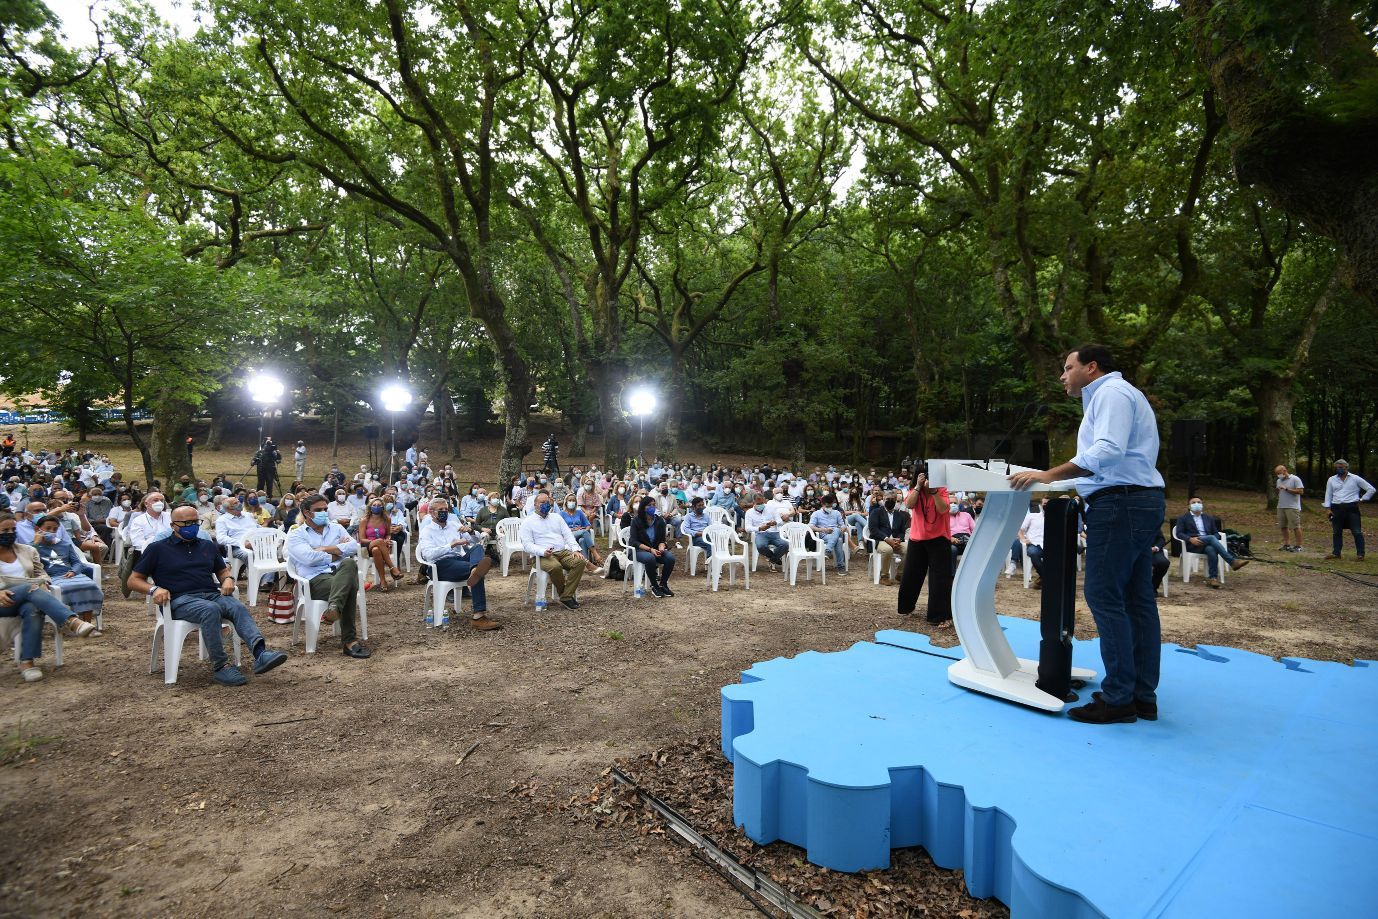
[947,658,1098,712]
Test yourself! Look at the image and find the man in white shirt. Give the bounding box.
[1012,498,1048,586]
[328,488,359,533]
[294,441,307,482]
[417,500,499,630]
[1322,459,1375,560]
[285,493,369,658]
[1273,464,1304,552]
[214,497,257,575]
[745,492,788,569]
[518,491,585,609]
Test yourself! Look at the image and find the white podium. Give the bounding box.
[929,460,1096,712]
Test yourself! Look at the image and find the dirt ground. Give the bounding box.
[3,422,1376,917]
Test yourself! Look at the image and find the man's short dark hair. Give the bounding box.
[1069,343,1119,374]
[303,492,328,510]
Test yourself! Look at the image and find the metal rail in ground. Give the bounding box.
[608,766,825,919]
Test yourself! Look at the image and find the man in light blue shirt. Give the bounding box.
[1011,344,1165,725]
[286,493,369,658]
[682,497,712,560]
[808,496,848,575]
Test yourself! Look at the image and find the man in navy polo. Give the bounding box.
[129,503,287,686]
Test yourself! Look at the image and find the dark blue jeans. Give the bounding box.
[635,549,675,587]
[0,583,76,661]
[169,591,264,670]
[435,546,488,613]
[1083,488,1165,707]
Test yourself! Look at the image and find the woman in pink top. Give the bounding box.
[899,472,953,627]
[360,500,402,591]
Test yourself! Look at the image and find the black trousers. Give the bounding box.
[1330,502,1365,557]
[898,536,953,623]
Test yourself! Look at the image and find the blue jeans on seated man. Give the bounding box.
[1186,533,1235,578]
[0,582,77,661]
[635,549,675,587]
[434,546,488,613]
[1009,541,1044,577]
[169,591,265,671]
[689,534,713,560]
[1083,488,1165,708]
[820,529,846,570]
[754,531,788,564]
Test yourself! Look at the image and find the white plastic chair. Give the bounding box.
[354,554,370,639]
[497,517,526,576]
[1173,525,1225,584]
[419,547,468,627]
[525,564,559,607]
[704,523,750,592]
[612,526,647,598]
[148,600,242,685]
[245,528,288,607]
[864,525,903,584]
[781,521,827,586]
[9,614,64,667]
[1005,545,1035,588]
[705,506,731,528]
[286,559,333,654]
[109,528,126,567]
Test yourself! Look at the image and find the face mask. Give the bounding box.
[0,533,16,548]
[151,501,165,513]
[470,488,477,495]
[660,488,669,495]
[645,505,656,517]
[539,477,548,484]
[370,505,383,514]
[489,497,501,506]
[247,498,258,507]
[566,501,577,510]
[283,498,294,506]
[385,502,395,510]
[885,499,896,510]
[1190,503,1203,513]
[734,487,742,494]
[537,501,552,516]
[336,496,347,503]
[312,511,330,526]
[949,505,959,515]
[617,488,625,495]
[806,490,814,496]
[121,500,131,509]
[42,531,60,544]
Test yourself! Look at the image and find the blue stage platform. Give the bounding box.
[720,616,1378,918]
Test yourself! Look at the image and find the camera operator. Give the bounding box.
[898,464,954,628]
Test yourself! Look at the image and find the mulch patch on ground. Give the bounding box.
[574,738,1008,919]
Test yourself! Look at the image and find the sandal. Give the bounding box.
[390,567,403,579]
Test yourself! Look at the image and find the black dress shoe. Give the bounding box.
[343,643,372,659]
[1092,691,1158,720]
[560,598,578,611]
[1068,698,1137,724]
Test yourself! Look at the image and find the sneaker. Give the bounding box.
[1205,578,1220,589]
[1278,544,1292,552]
[1229,558,1250,572]
[879,576,893,586]
[1068,698,1137,724]
[1092,691,1158,721]
[837,568,848,576]
[589,566,605,577]
[64,618,96,638]
[560,598,578,611]
[661,586,675,597]
[649,585,666,599]
[253,649,287,675]
[213,665,248,686]
[1324,554,1341,560]
[1290,546,1304,553]
[21,666,43,683]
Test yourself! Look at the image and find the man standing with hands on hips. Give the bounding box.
[1009,345,1165,724]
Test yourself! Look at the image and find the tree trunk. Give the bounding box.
[592,361,630,472]
[657,348,686,462]
[150,396,196,484]
[332,404,340,459]
[1253,379,1297,509]
[569,417,588,458]
[206,398,229,451]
